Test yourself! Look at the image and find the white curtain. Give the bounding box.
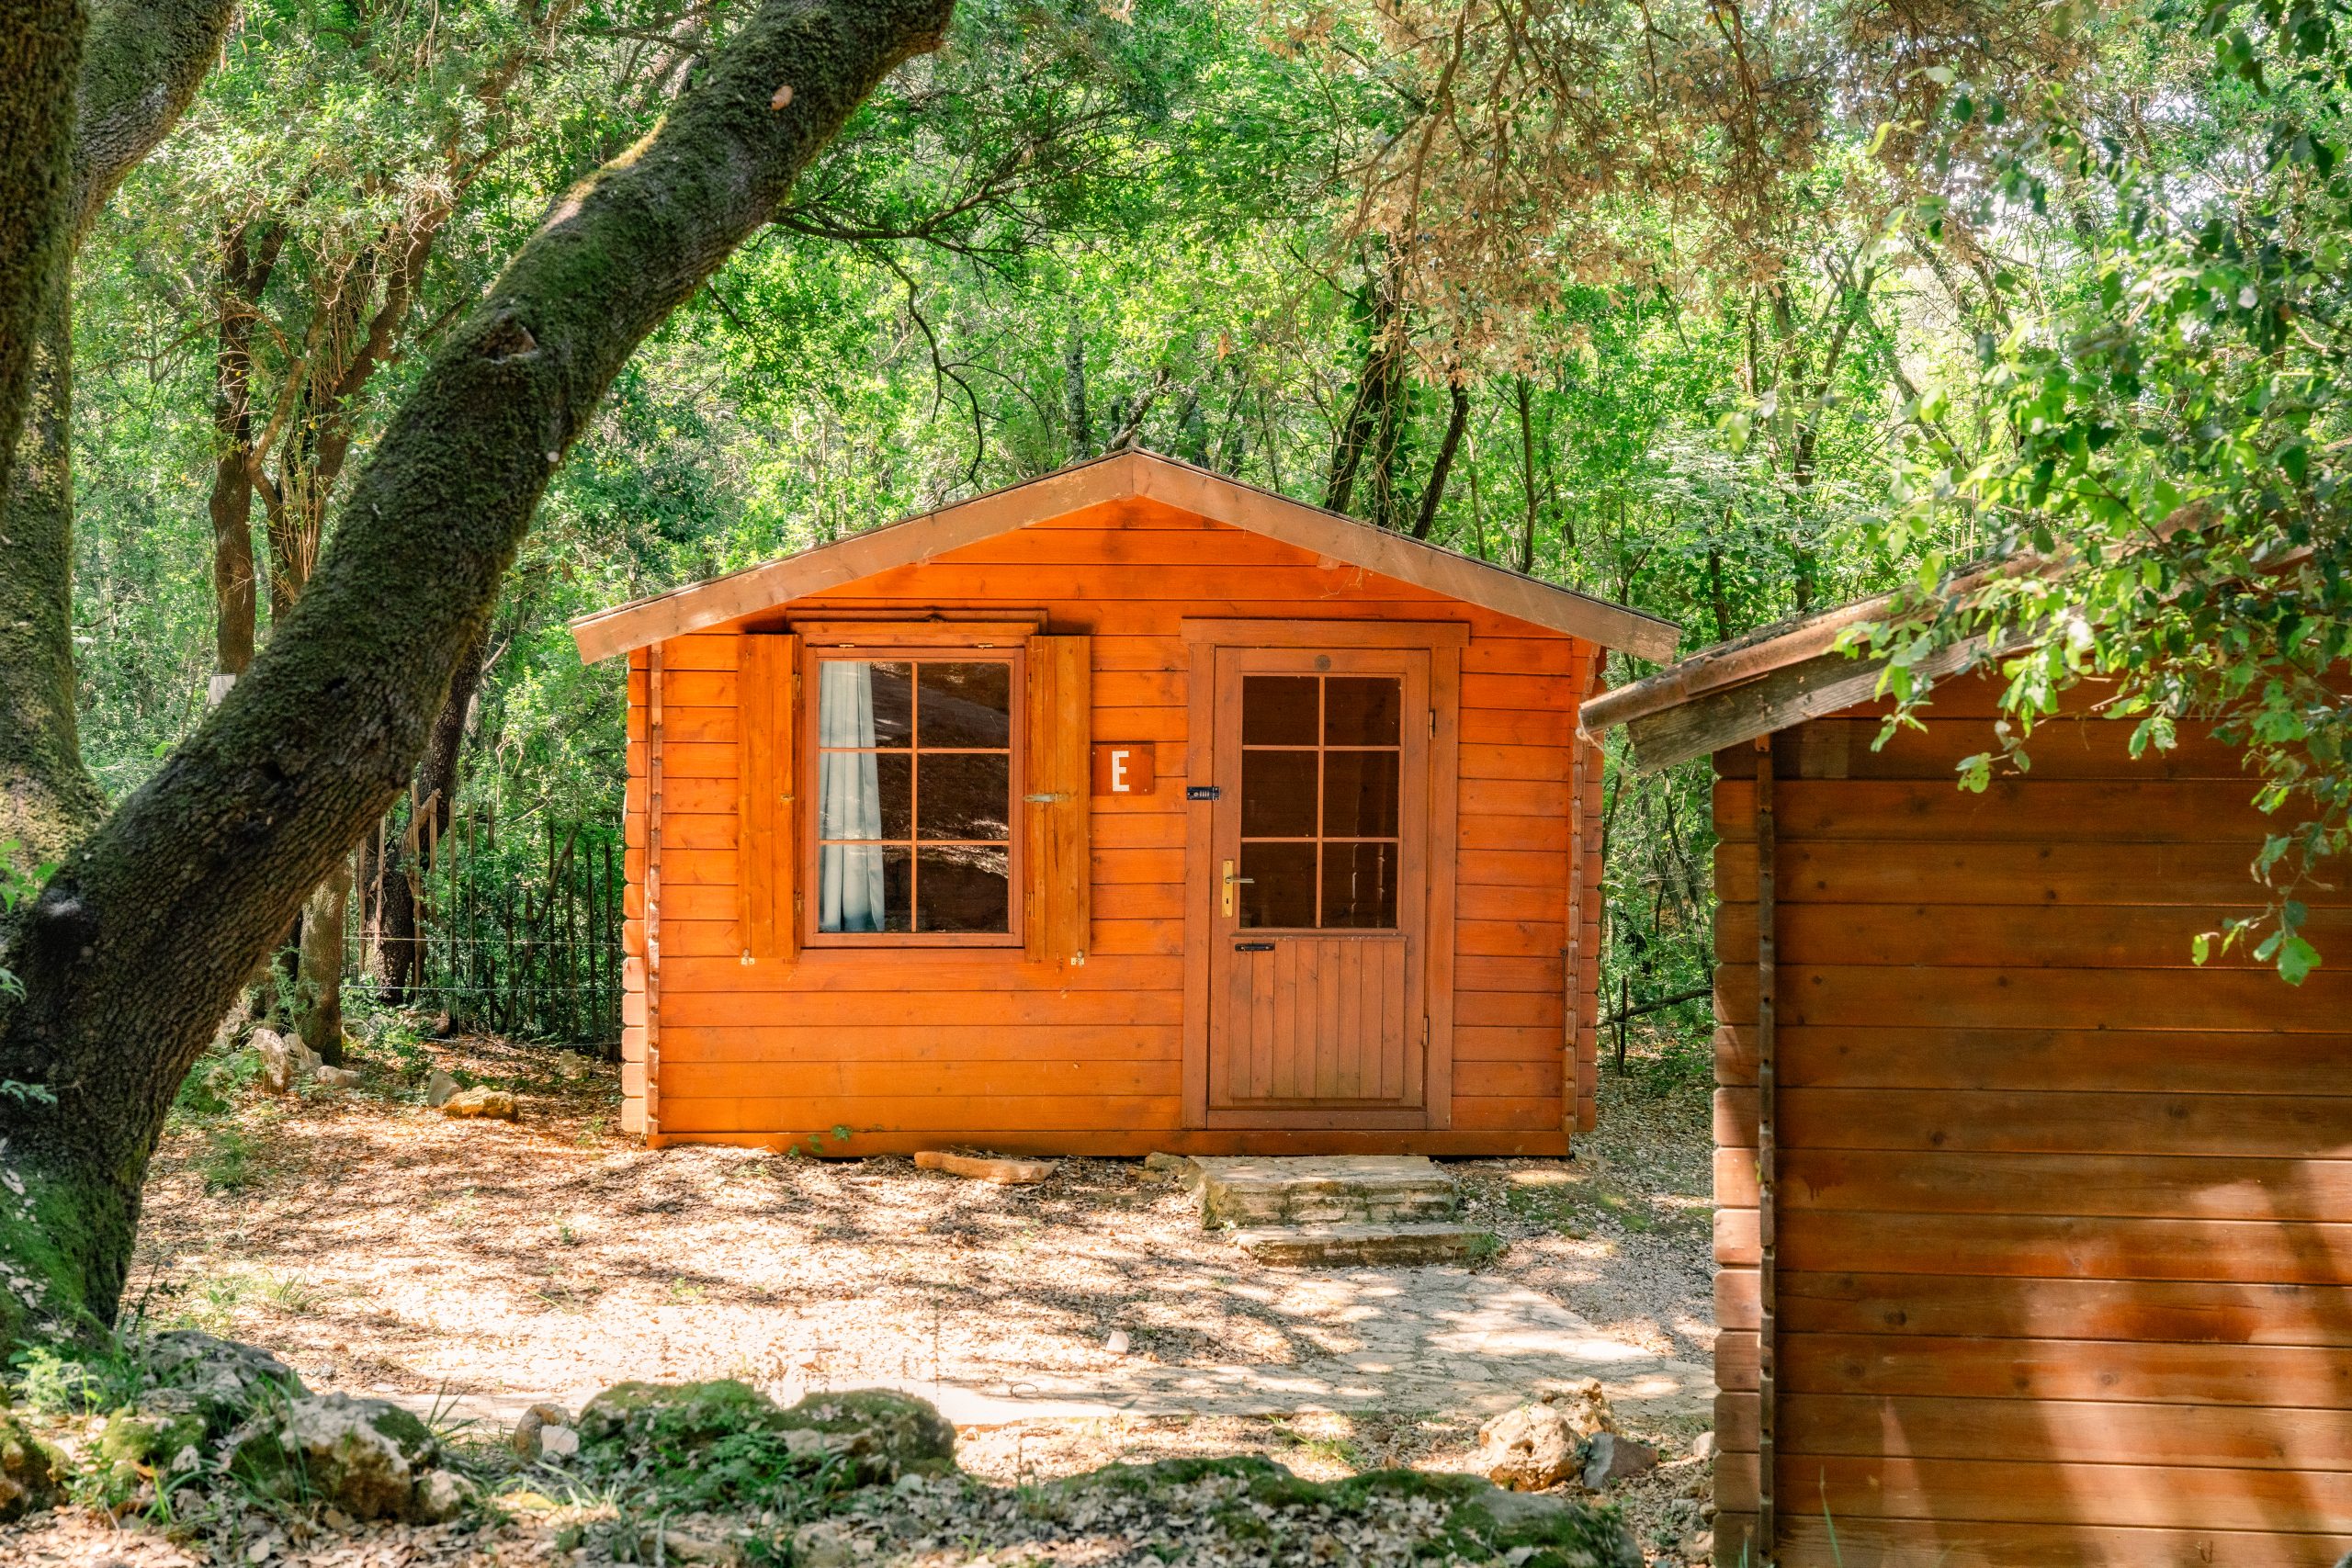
[817,662,888,931]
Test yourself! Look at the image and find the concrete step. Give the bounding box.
[1231,1222,1496,1268]
[1194,1155,1462,1227]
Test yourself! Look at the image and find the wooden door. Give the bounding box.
[1204,646,1431,1126]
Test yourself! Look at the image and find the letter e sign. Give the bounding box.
[1091,743,1156,796]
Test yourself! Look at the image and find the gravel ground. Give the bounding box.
[62,1023,1720,1565]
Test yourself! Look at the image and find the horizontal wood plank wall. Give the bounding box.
[1712,685,2352,1567]
[620,497,1595,1153]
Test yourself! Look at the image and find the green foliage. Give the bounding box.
[1858,0,2352,979]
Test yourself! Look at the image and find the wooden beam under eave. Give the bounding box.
[1618,634,2018,773]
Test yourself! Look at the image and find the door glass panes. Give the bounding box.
[1237,673,1403,929]
[817,656,1012,934]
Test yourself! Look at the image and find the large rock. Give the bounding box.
[1472,1382,1616,1493]
[511,1401,575,1460]
[0,1412,58,1521]
[146,1331,309,1433]
[231,1393,438,1520]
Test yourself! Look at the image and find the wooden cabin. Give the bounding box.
[1582,611,2352,1568]
[571,451,1679,1154]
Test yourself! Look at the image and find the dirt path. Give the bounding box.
[127,1030,1718,1559]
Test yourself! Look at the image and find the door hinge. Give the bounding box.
[1422,1016,1431,1048]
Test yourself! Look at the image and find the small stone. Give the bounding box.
[1691,1430,1715,1461]
[662,1523,742,1563]
[314,1066,362,1089]
[1581,1431,1659,1490]
[537,1424,580,1459]
[413,1468,475,1522]
[1103,1330,1131,1356]
[791,1519,859,1568]
[424,1070,459,1107]
[441,1087,516,1120]
[511,1402,573,1458]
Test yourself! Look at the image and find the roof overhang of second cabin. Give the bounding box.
[570,449,1681,664]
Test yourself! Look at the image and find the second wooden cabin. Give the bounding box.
[1584,606,2352,1568]
[571,451,1679,1154]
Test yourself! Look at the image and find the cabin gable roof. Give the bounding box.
[571,449,1680,663]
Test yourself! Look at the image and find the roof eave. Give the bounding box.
[569,450,1680,663]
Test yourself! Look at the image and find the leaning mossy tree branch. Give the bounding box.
[0,0,956,1346]
[0,0,239,870]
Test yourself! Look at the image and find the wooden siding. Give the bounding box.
[619,496,1600,1152]
[1712,686,2352,1567]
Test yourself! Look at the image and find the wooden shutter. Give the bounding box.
[1024,634,1091,965]
[736,633,800,962]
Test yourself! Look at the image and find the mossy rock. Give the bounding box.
[0,1411,59,1522]
[576,1379,779,1452]
[229,1393,438,1520]
[774,1389,956,1479]
[94,1402,209,1506]
[144,1331,309,1436]
[574,1381,955,1504]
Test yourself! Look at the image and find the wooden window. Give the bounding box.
[1236,673,1404,930]
[805,648,1023,945]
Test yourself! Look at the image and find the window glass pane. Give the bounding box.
[817,750,910,841]
[1242,676,1319,745]
[1321,841,1398,928]
[918,661,1011,748]
[818,843,910,932]
[1239,841,1317,928]
[1240,750,1317,838]
[918,845,1010,932]
[866,662,915,745]
[918,752,1010,841]
[1324,677,1401,745]
[1321,749,1399,837]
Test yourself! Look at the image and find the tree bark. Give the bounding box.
[0,0,954,1347]
[377,615,492,1002]
[0,0,84,511]
[1513,376,1539,574]
[0,0,239,869]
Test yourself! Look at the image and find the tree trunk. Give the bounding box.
[378,615,492,1002]
[1410,378,1470,540]
[0,0,954,1348]
[0,291,100,869]
[0,0,239,868]
[1513,376,1538,574]
[296,855,350,1063]
[209,220,278,700]
[1325,243,1405,518]
[1062,327,1088,459]
[0,0,84,509]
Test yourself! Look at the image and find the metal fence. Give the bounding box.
[358,811,625,1048]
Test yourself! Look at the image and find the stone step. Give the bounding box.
[1193,1155,1462,1228]
[1231,1222,1496,1268]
